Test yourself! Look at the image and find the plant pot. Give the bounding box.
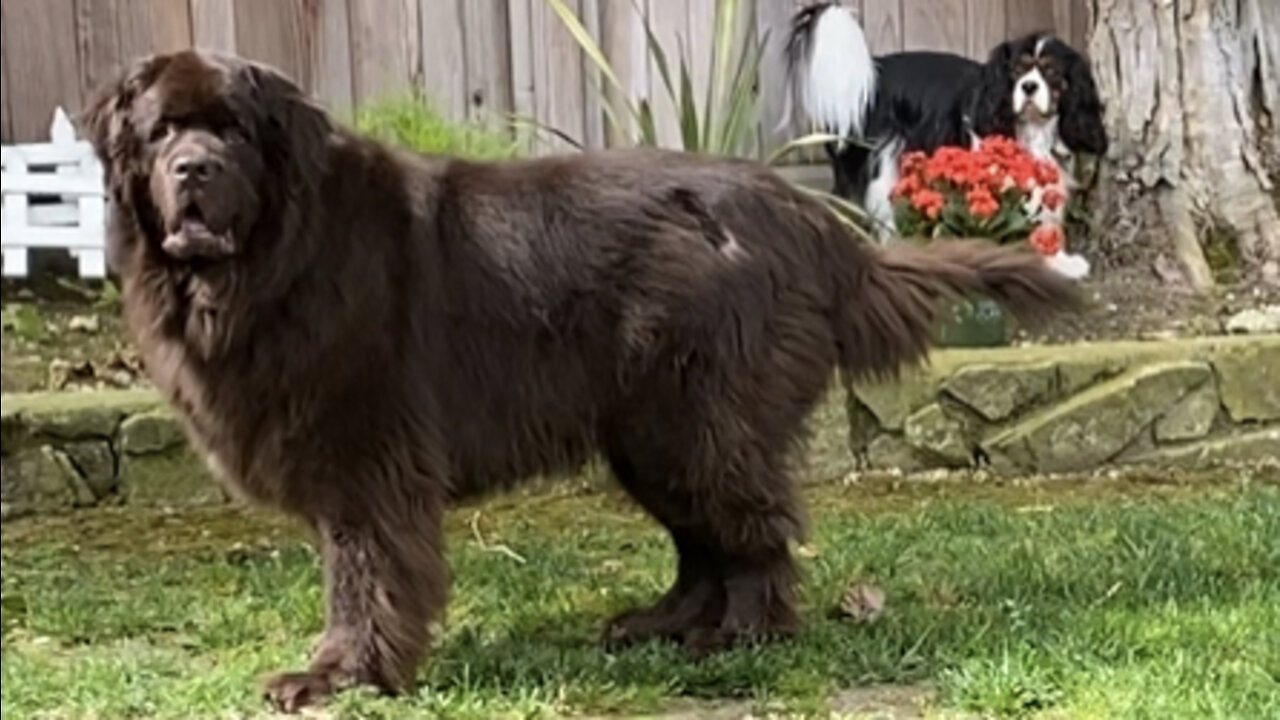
[935,297,1008,348]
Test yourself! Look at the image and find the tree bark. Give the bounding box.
[1088,0,1279,289]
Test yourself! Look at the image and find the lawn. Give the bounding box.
[2,471,1278,719]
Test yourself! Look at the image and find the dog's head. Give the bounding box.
[971,33,1108,157]
[80,50,331,267]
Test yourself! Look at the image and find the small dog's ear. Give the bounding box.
[1057,49,1109,156]
[967,41,1017,138]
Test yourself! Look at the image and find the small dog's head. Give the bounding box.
[80,50,331,267]
[971,33,1108,157]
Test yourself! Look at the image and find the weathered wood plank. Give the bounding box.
[420,0,467,119]
[234,0,314,88]
[462,0,514,129]
[116,0,193,61]
[645,0,687,148]
[348,0,422,107]
[508,0,537,131]
[312,0,354,120]
[862,0,903,56]
[4,0,83,140]
[191,0,237,52]
[75,0,123,105]
[966,0,1005,60]
[598,0,649,147]
[579,0,605,149]
[529,0,588,152]
[755,0,802,161]
[903,0,966,54]
[1005,0,1054,38]
[1,8,11,142]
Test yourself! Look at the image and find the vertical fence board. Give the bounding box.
[598,0,649,147]
[645,0,688,148]
[966,0,1005,60]
[420,0,467,118]
[903,0,967,54]
[755,0,801,161]
[3,0,83,140]
[1005,0,1054,38]
[313,0,354,120]
[116,0,193,61]
[233,0,314,89]
[862,0,903,55]
[462,0,514,128]
[529,0,587,152]
[191,0,236,52]
[75,0,122,105]
[507,0,536,131]
[579,0,605,150]
[1,19,11,141]
[348,0,421,107]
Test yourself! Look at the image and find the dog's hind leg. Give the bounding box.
[264,491,448,712]
[599,437,727,650]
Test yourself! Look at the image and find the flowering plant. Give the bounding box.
[891,136,1089,279]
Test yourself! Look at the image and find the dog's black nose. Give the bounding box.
[1021,80,1039,95]
[172,154,216,182]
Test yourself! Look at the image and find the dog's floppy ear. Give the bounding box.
[79,55,169,187]
[238,61,333,184]
[967,41,1017,139]
[1057,48,1108,156]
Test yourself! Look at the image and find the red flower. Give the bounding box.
[965,187,999,219]
[1042,186,1066,212]
[1029,223,1064,256]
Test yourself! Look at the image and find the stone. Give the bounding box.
[26,406,123,440]
[0,446,77,518]
[120,410,185,455]
[903,403,973,466]
[1213,343,1280,423]
[800,389,859,483]
[67,314,101,333]
[62,441,118,498]
[123,448,227,507]
[1,407,25,456]
[982,361,1212,473]
[852,369,936,430]
[1225,305,1280,335]
[48,449,98,507]
[1057,357,1127,396]
[943,362,1057,421]
[866,435,931,473]
[1122,428,1280,469]
[1154,381,1219,442]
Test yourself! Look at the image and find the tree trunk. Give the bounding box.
[1088,0,1279,289]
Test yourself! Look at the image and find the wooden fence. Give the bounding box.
[1,0,1090,158]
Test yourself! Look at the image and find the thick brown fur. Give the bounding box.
[80,49,1081,712]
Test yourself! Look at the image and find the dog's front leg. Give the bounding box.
[265,494,448,712]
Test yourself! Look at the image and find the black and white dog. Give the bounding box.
[782,2,1108,238]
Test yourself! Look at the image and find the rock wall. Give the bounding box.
[825,335,1279,477]
[3,336,1277,519]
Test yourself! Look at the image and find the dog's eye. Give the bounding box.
[148,121,173,143]
[224,126,249,144]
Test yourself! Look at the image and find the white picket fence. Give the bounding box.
[1,107,108,279]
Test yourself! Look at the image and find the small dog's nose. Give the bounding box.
[1021,80,1039,95]
[172,154,216,182]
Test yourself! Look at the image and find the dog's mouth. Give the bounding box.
[162,203,234,261]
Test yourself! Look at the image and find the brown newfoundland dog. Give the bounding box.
[81,49,1078,711]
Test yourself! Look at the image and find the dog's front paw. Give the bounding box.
[264,671,335,713]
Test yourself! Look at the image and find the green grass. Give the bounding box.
[2,475,1278,719]
[353,97,522,161]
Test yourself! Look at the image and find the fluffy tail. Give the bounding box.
[834,238,1083,380]
[781,2,876,141]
